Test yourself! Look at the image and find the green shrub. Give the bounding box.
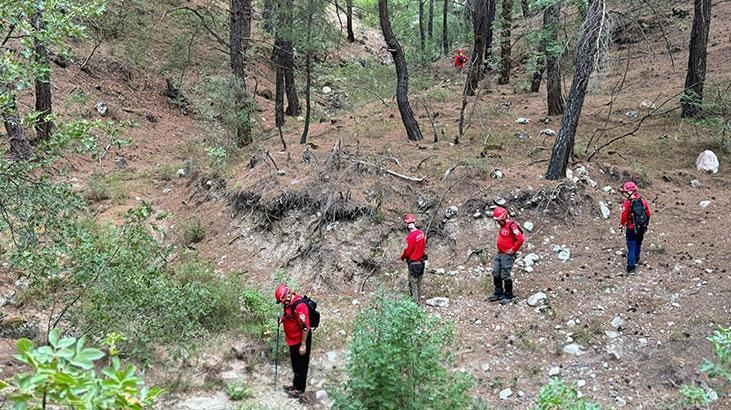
[680,326,730,405]
[333,292,474,409]
[2,329,162,409]
[535,379,599,410]
[227,382,253,401]
[181,217,205,244]
[84,172,111,202]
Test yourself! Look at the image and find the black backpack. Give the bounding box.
[290,295,320,330]
[630,199,650,233]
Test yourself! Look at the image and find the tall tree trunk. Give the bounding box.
[283,41,300,116]
[520,0,529,18]
[32,12,52,142]
[546,0,606,180]
[346,0,355,42]
[378,0,423,141]
[442,0,449,55]
[301,0,314,144]
[274,38,286,128]
[530,44,545,92]
[545,1,564,115]
[466,0,487,96]
[230,0,252,146]
[1,84,32,159]
[498,0,513,85]
[483,0,497,70]
[419,0,426,52]
[681,0,711,118]
[428,0,434,39]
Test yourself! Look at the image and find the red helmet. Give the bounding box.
[403,213,417,224]
[457,48,464,54]
[492,207,508,220]
[621,181,638,193]
[275,284,290,304]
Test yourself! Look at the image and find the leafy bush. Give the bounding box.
[333,292,474,409]
[227,382,253,401]
[680,326,730,405]
[2,329,162,409]
[535,379,600,410]
[194,74,253,149]
[181,217,205,244]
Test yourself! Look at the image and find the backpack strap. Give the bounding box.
[289,299,303,317]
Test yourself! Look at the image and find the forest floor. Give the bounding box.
[1,1,730,409]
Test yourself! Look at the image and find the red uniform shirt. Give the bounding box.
[620,197,651,230]
[401,229,426,262]
[282,294,310,346]
[496,219,524,254]
[454,54,468,68]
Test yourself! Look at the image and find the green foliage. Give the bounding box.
[3,329,162,409]
[194,74,253,156]
[535,379,600,410]
[181,217,206,244]
[227,382,253,401]
[689,81,731,152]
[680,326,731,405]
[333,292,474,409]
[680,385,715,407]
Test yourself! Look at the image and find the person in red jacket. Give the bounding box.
[275,284,312,398]
[454,49,468,69]
[400,213,426,304]
[619,181,651,273]
[488,207,524,305]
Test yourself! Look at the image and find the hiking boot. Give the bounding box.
[500,279,514,305]
[626,266,636,274]
[286,388,304,399]
[488,277,503,302]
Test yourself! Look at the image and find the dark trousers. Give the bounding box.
[289,332,312,392]
[626,227,646,270]
[408,261,425,303]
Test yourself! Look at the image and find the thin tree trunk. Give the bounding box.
[346,0,355,42]
[274,38,286,128]
[520,0,529,18]
[530,46,545,92]
[498,0,513,85]
[681,0,711,118]
[1,82,32,159]
[466,0,487,96]
[419,0,426,52]
[301,0,314,144]
[483,0,496,71]
[428,0,434,39]
[230,0,252,146]
[545,1,564,115]
[378,0,423,141]
[546,0,606,180]
[32,12,52,142]
[283,41,300,116]
[442,0,449,55]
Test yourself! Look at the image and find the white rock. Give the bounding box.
[481,363,491,372]
[696,150,719,173]
[638,338,648,347]
[322,86,332,94]
[563,343,585,356]
[541,128,556,136]
[699,200,711,208]
[599,201,611,219]
[326,351,338,363]
[626,111,638,119]
[515,117,530,124]
[690,179,702,188]
[639,100,656,110]
[523,221,534,231]
[316,390,329,401]
[177,168,187,177]
[567,319,577,327]
[351,299,360,305]
[523,253,540,267]
[610,316,625,329]
[435,268,446,275]
[491,169,504,179]
[95,101,108,116]
[426,297,449,308]
[473,211,482,219]
[603,185,614,193]
[577,379,586,388]
[494,197,507,206]
[499,388,513,400]
[445,206,459,218]
[527,292,548,307]
[605,330,621,339]
[548,366,561,376]
[558,249,571,262]
[607,343,623,360]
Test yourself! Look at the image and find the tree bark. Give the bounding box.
[530,45,545,92]
[283,41,300,116]
[419,0,426,52]
[545,1,564,115]
[378,0,423,141]
[230,0,252,146]
[1,82,32,159]
[442,0,449,55]
[520,0,529,18]
[546,0,606,180]
[346,0,355,42]
[32,12,52,142]
[301,0,314,144]
[274,38,286,128]
[466,0,488,96]
[428,0,434,39]
[483,0,497,71]
[681,0,711,118]
[498,0,513,85]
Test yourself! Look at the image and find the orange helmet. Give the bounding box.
[492,207,508,221]
[403,213,417,224]
[275,284,290,304]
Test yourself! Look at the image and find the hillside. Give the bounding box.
[1,0,730,409]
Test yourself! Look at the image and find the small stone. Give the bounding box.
[527,292,547,307]
[95,101,108,116]
[490,169,504,179]
[602,185,614,193]
[499,388,513,400]
[699,200,711,208]
[523,253,540,267]
[435,267,446,275]
[523,221,534,231]
[515,117,530,124]
[563,343,585,356]
[351,299,360,305]
[446,270,458,276]
[610,316,625,329]
[549,366,561,376]
[638,338,648,347]
[607,343,623,360]
[162,187,172,194]
[316,390,328,401]
[177,168,187,178]
[696,150,719,173]
[481,363,490,372]
[599,201,611,219]
[567,319,577,327]
[539,116,551,123]
[639,100,657,110]
[473,211,482,219]
[577,379,586,388]
[494,197,507,206]
[322,86,332,94]
[277,169,285,176]
[515,131,528,140]
[541,128,556,136]
[326,351,338,363]
[626,111,638,119]
[445,205,458,218]
[605,330,621,339]
[426,297,449,308]
[690,179,702,188]
[557,249,571,262]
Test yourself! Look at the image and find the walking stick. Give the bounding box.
[274,316,281,390]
